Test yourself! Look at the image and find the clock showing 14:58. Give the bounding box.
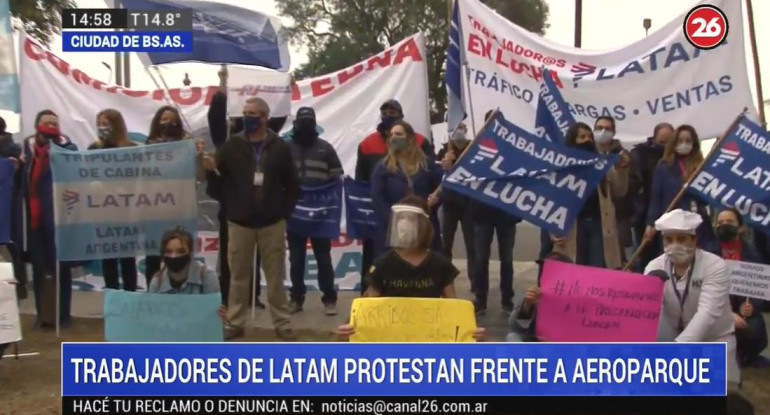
[61,8,128,30]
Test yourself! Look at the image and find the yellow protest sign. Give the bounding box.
[349,297,477,342]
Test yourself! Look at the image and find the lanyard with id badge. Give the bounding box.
[669,261,694,333]
[253,144,264,186]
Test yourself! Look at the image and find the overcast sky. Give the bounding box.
[2,0,768,131]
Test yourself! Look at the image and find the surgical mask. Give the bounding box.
[594,129,614,144]
[665,243,694,265]
[243,116,262,134]
[390,136,408,151]
[395,218,417,247]
[716,224,740,242]
[164,254,191,274]
[377,116,399,133]
[675,142,693,156]
[97,126,113,141]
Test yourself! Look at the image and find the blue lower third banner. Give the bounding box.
[62,31,193,53]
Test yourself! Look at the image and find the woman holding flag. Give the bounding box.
[550,122,630,269]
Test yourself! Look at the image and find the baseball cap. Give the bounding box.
[296,107,316,121]
[379,99,403,114]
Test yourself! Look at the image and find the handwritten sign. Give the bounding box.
[0,263,21,344]
[536,261,664,342]
[104,289,223,342]
[349,297,476,343]
[726,260,770,301]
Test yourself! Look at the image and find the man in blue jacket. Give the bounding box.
[0,116,27,300]
[23,110,78,329]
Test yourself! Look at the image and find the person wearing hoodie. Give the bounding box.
[354,99,432,294]
[202,97,300,341]
[437,123,477,294]
[23,110,78,329]
[0,116,27,300]
[594,116,633,263]
[285,107,343,316]
[629,122,674,269]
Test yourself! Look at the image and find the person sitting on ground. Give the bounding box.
[507,252,573,343]
[707,208,768,368]
[336,195,484,341]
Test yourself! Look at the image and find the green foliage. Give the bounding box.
[9,0,76,45]
[277,0,549,120]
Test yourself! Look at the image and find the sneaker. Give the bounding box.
[473,300,487,315]
[289,300,303,314]
[224,324,245,341]
[502,303,514,314]
[254,298,266,310]
[324,303,338,316]
[275,327,297,341]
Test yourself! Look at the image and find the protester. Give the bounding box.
[507,252,573,343]
[436,123,476,294]
[629,122,674,268]
[645,125,714,252]
[88,109,138,292]
[706,208,768,367]
[335,196,484,341]
[594,116,633,263]
[202,97,299,341]
[206,66,264,309]
[144,105,206,287]
[645,209,740,387]
[354,99,432,294]
[551,122,629,269]
[470,109,520,315]
[286,107,343,316]
[0,116,27,300]
[24,110,78,329]
[371,121,442,258]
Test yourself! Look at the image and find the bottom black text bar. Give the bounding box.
[62,396,726,415]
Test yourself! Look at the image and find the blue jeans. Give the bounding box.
[576,217,605,268]
[287,232,337,305]
[474,221,516,306]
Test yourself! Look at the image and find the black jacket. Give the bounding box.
[628,137,665,225]
[207,131,299,228]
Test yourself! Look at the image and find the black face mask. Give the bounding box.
[575,141,596,152]
[164,254,191,273]
[292,120,317,146]
[716,224,740,242]
[159,122,182,138]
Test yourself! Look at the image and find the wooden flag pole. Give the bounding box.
[622,108,748,271]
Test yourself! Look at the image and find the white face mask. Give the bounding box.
[594,129,614,144]
[665,243,695,265]
[395,218,417,247]
[675,142,693,156]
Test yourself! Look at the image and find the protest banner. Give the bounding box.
[0,263,20,344]
[726,260,770,301]
[535,68,575,144]
[287,180,343,239]
[0,159,14,244]
[453,0,756,142]
[343,177,378,241]
[0,0,19,112]
[443,111,617,236]
[536,260,664,342]
[349,297,476,342]
[103,289,223,342]
[290,33,431,176]
[689,117,770,234]
[50,141,198,262]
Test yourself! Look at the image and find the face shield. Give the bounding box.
[386,204,432,249]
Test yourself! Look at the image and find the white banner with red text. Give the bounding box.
[457,0,757,142]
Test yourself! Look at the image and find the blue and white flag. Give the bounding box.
[689,116,770,235]
[0,0,19,112]
[446,0,466,134]
[50,141,198,261]
[287,179,343,239]
[122,0,290,70]
[444,112,617,236]
[534,68,574,144]
[343,177,377,241]
[0,159,13,244]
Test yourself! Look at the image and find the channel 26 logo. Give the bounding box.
[683,4,728,50]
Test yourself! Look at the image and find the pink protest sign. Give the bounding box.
[535,260,665,342]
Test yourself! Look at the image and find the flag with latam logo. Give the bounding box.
[534,68,575,144]
[50,141,198,262]
[444,111,618,236]
[689,116,770,235]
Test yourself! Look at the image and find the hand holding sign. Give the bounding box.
[740,300,754,318]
